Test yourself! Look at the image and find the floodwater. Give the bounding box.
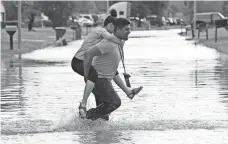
[1,29,228,144]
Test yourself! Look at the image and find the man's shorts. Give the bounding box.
[71,57,98,83]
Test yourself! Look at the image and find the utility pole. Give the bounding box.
[193,0,196,43]
[18,0,22,58]
[106,0,109,16]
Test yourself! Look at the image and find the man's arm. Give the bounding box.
[84,46,101,80]
[113,74,131,96]
[101,32,124,46]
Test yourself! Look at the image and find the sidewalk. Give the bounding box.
[21,40,83,62]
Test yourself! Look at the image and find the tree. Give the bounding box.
[109,1,122,7]
[2,1,18,21]
[131,2,150,19]
[2,1,40,27]
[129,1,169,27]
[143,1,169,16]
[34,1,75,28]
[21,1,40,31]
[223,1,228,17]
[130,2,150,27]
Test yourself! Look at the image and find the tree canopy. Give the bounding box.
[223,1,228,17]
[3,1,170,26]
[34,1,75,27]
[130,1,169,18]
[2,1,40,21]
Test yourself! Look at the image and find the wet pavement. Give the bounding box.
[1,29,228,144]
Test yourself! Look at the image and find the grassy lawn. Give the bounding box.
[182,26,228,54]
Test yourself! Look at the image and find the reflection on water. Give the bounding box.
[1,29,228,143]
[217,53,228,109]
[75,130,123,144]
[1,130,228,144]
[1,57,25,113]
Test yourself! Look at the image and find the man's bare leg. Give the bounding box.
[113,74,143,99]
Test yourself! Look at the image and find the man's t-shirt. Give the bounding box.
[92,39,122,80]
[74,27,108,60]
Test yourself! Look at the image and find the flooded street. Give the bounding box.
[1,29,228,143]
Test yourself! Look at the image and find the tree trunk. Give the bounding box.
[28,14,35,31]
[28,20,33,31]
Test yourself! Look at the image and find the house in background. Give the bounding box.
[167,1,226,22]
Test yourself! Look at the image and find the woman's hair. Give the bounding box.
[104,15,117,26]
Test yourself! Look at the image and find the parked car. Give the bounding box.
[146,15,166,27]
[78,17,93,27]
[166,17,175,25]
[129,17,144,27]
[175,18,183,25]
[79,14,95,25]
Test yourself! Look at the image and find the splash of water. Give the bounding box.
[2,108,228,135]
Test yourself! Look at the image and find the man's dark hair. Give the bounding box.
[114,18,131,31]
[104,15,117,26]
